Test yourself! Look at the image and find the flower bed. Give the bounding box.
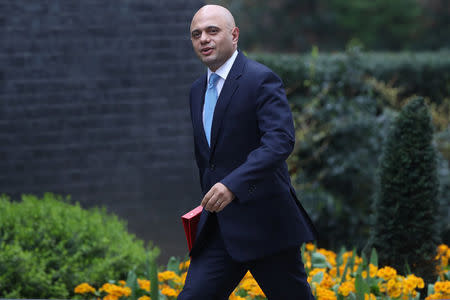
[75,243,450,300]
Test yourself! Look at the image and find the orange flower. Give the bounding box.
[160,285,179,297]
[74,283,96,294]
[377,266,397,281]
[158,271,178,282]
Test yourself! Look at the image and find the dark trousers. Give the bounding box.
[178,215,315,300]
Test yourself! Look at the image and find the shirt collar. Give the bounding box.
[207,50,238,82]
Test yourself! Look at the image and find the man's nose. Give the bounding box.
[199,32,210,43]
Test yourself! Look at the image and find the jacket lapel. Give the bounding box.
[209,52,246,154]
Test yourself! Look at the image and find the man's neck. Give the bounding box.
[207,50,239,79]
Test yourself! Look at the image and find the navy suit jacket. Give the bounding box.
[189,52,316,262]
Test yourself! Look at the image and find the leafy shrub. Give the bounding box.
[369,98,440,283]
[0,193,155,298]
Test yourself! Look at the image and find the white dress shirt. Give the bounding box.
[203,50,239,122]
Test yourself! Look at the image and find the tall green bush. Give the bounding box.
[0,193,155,298]
[369,97,440,283]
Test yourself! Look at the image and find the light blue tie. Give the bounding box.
[203,73,220,146]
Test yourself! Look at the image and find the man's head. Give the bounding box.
[190,5,239,72]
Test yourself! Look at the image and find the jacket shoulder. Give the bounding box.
[191,75,205,89]
[242,55,281,81]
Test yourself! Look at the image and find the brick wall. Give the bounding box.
[0,0,204,261]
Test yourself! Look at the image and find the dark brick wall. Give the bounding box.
[0,0,205,261]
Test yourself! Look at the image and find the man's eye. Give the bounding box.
[192,32,200,38]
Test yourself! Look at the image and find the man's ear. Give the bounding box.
[232,27,239,45]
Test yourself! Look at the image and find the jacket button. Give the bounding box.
[210,163,216,170]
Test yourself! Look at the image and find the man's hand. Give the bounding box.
[201,182,235,212]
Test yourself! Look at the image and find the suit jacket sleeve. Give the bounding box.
[220,70,295,203]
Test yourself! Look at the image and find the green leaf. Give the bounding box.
[126,269,138,300]
[311,252,328,269]
[147,248,160,300]
[355,273,370,299]
[311,271,324,284]
[356,260,364,277]
[347,292,357,300]
[427,284,435,296]
[361,251,368,268]
[337,246,346,269]
[166,256,180,274]
[340,253,354,283]
[443,270,450,281]
[369,248,378,267]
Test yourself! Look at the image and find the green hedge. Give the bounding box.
[0,193,154,298]
[250,50,450,104]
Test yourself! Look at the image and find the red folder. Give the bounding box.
[181,205,203,252]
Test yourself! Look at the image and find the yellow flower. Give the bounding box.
[160,286,179,297]
[338,280,355,297]
[229,293,246,300]
[377,266,397,281]
[138,296,151,300]
[437,244,449,255]
[306,243,315,251]
[329,265,347,280]
[303,252,312,266]
[329,267,337,278]
[365,293,376,300]
[118,280,126,286]
[138,278,151,291]
[237,272,266,298]
[248,284,266,297]
[74,283,96,294]
[315,285,337,300]
[426,292,446,300]
[387,278,402,298]
[179,272,187,285]
[341,251,355,265]
[317,248,337,267]
[179,260,191,270]
[100,283,131,297]
[369,264,378,277]
[240,277,259,291]
[434,281,450,295]
[309,268,326,276]
[404,274,425,290]
[320,273,335,289]
[103,295,118,300]
[158,270,178,282]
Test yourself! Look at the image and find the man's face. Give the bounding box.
[190,8,238,72]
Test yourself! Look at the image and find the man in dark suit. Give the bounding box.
[178,5,317,299]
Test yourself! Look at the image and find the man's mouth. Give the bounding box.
[201,47,214,55]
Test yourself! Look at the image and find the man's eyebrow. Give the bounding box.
[191,25,220,34]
